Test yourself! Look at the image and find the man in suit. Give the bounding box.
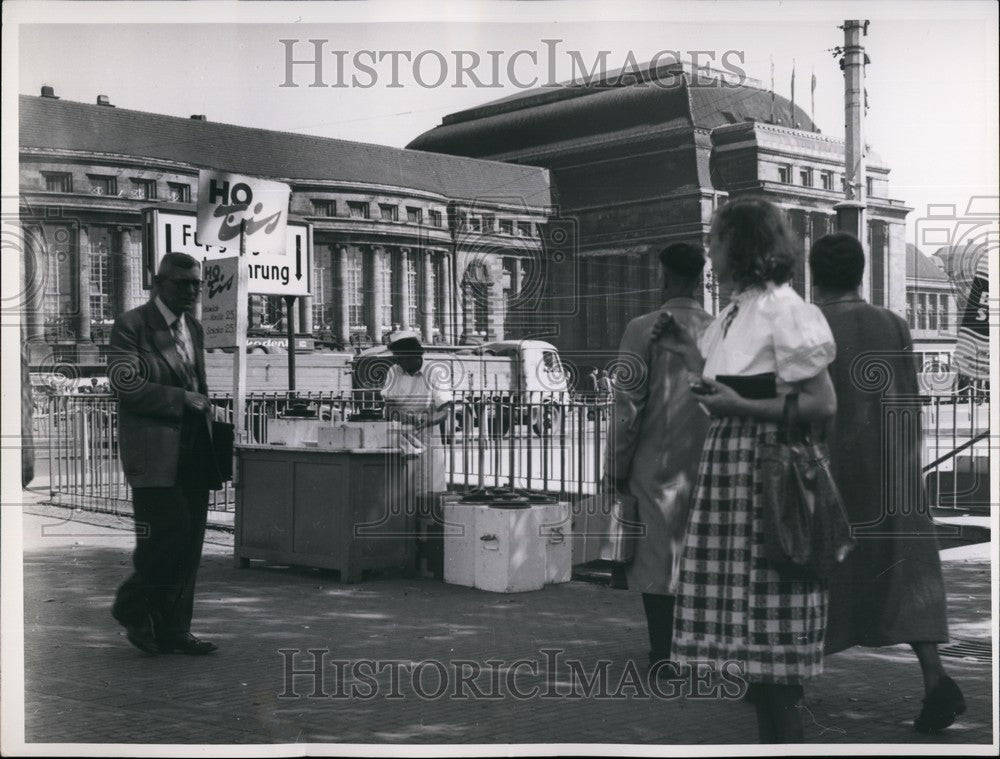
[611,242,713,672]
[109,251,222,656]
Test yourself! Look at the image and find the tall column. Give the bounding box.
[399,247,411,330]
[370,245,385,343]
[835,20,867,244]
[120,227,138,313]
[508,257,523,339]
[441,252,454,343]
[886,219,907,318]
[861,220,873,304]
[422,250,435,342]
[337,244,350,344]
[23,225,46,343]
[489,259,504,340]
[802,212,813,302]
[77,225,92,342]
[462,281,474,339]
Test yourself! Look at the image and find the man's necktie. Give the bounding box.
[171,319,198,391]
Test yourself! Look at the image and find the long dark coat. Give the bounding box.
[818,295,948,653]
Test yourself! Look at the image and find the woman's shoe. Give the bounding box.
[914,675,966,733]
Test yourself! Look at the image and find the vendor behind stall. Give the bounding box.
[381,331,452,510]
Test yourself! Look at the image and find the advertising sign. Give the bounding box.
[196,170,290,255]
[201,257,247,350]
[143,209,311,296]
[954,257,990,380]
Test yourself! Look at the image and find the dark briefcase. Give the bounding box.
[212,421,235,482]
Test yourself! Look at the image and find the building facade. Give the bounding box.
[18,89,551,366]
[905,244,960,370]
[407,61,912,364]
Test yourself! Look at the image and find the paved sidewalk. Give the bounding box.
[13,495,997,750]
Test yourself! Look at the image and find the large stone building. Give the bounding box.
[905,244,960,371]
[408,61,911,364]
[18,88,551,366]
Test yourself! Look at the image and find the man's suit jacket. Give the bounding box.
[109,300,222,490]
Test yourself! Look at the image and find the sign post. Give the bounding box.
[200,254,248,483]
[284,295,297,391]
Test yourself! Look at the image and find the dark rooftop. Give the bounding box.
[19,94,551,206]
[906,243,950,282]
[407,63,817,157]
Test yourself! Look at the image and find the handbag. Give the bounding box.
[760,394,855,580]
[571,491,642,565]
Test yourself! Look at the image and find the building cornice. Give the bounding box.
[564,187,723,215]
[481,122,696,165]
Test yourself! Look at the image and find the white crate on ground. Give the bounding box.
[539,501,572,584]
[442,496,571,593]
[442,501,478,587]
[473,505,546,593]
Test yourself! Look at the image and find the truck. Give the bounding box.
[205,338,570,436]
[205,350,353,394]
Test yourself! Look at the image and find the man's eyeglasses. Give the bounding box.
[165,278,203,289]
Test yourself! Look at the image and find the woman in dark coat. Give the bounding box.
[809,232,966,733]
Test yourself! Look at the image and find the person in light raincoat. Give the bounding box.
[611,242,713,672]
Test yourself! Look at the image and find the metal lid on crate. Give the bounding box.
[458,487,557,508]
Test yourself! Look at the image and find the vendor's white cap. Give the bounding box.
[387,329,422,349]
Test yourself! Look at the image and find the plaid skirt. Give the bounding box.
[672,416,827,684]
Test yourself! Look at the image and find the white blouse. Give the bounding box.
[381,364,453,409]
[700,282,836,386]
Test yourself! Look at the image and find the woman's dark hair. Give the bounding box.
[711,199,797,289]
[809,232,865,290]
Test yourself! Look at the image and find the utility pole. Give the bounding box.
[834,20,869,249]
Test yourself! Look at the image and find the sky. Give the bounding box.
[8,0,1000,248]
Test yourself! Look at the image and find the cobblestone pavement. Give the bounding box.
[8,497,996,752]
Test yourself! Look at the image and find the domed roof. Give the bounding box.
[407,61,818,159]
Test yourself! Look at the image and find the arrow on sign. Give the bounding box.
[295,237,302,281]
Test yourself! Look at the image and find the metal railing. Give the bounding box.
[33,390,614,512]
[31,387,989,515]
[921,386,992,514]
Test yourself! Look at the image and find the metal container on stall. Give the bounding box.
[267,418,325,447]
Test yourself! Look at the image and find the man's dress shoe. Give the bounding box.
[122,614,161,656]
[159,633,218,655]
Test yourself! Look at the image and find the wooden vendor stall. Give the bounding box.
[234,443,414,582]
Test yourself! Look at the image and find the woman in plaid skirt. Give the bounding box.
[661,199,838,743]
